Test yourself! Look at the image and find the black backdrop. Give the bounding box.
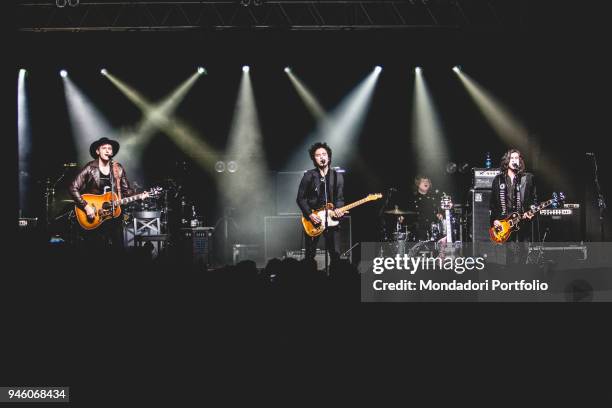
[16,26,612,245]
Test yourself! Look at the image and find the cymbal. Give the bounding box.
[384,208,417,215]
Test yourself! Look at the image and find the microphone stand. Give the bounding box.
[109,158,116,215]
[589,153,607,241]
[322,169,329,276]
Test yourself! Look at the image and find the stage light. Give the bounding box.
[197,67,206,75]
[374,66,382,74]
[458,163,470,173]
[240,0,250,7]
[453,65,462,73]
[60,70,68,78]
[242,65,250,73]
[68,0,80,7]
[446,162,457,174]
[100,68,107,75]
[227,161,238,173]
[56,0,67,8]
[19,69,26,75]
[215,161,226,173]
[284,67,291,73]
[415,67,422,74]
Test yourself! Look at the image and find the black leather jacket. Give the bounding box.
[69,160,132,209]
[296,168,344,218]
[489,172,537,226]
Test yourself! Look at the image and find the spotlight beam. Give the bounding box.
[18,69,32,215]
[285,67,382,170]
[412,68,449,184]
[103,70,219,173]
[454,68,566,186]
[220,69,271,239]
[62,75,116,164]
[285,68,326,121]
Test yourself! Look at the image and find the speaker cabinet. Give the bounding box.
[538,204,583,242]
[180,227,214,268]
[471,189,506,264]
[264,216,352,263]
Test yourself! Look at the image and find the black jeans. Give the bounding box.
[506,222,532,264]
[79,217,125,252]
[304,227,340,262]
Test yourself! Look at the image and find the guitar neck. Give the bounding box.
[530,198,555,215]
[114,192,148,206]
[338,197,372,212]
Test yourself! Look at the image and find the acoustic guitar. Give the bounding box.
[75,187,162,230]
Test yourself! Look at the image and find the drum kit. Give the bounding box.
[381,200,465,257]
[122,177,203,233]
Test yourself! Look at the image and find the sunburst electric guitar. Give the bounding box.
[75,187,163,230]
[489,192,565,244]
[302,193,382,237]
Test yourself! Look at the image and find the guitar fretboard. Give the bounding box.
[113,192,149,206]
[533,199,555,214]
[339,197,374,212]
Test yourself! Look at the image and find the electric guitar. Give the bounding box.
[489,192,565,244]
[302,193,382,237]
[75,187,163,230]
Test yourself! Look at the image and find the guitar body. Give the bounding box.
[75,192,122,230]
[300,193,383,237]
[489,192,565,244]
[302,204,339,238]
[489,212,521,244]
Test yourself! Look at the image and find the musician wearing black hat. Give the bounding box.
[69,137,136,249]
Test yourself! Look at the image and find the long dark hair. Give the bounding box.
[500,148,525,174]
[309,142,332,166]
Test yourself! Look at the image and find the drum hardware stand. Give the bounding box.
[587,152,607,241]
[340,242,359,260]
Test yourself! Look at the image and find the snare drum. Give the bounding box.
[391,225,413,242]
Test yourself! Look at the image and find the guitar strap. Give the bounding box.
[112,163,122,200]
[330,168,335,206]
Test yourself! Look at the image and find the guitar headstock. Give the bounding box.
[367,193,383,201]
[146,186,164,198]
[440,194,453,210]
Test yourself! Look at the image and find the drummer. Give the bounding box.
[399,175,443,241]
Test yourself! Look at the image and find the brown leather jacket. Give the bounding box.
[69,160,133,209]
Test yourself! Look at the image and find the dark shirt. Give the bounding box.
[99,171,111,193]
[490,172,537,226]
[505,174,518,212]
[407,191,440,231]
